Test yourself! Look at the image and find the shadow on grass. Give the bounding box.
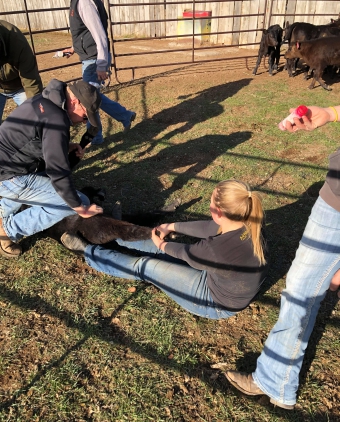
[2,182,339,420]
[73,130,252,213]
[0,279,338,421]
[231,290,339,420]
[259,181,325,293]
[103,78,253,143]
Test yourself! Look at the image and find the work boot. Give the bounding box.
[224,371,295,410]
[0,218,22,258]
[60,232,88,254]
[123,112,136,134]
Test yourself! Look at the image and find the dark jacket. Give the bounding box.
[166,220,268,312]
[0,20,42,96]
[0,79,82,208]
[69,0,109,61]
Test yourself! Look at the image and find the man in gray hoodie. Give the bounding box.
[63,0,136,145]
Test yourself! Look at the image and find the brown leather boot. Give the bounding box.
[224,371,295,410]
[0,218,22,258]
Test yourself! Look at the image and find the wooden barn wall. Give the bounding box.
[0,0,339,49]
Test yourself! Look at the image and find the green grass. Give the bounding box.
[0,61,339,421]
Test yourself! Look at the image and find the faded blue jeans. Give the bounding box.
[0,174,89,242]
[84,238,237,319]
[0,88,26,123]
[253,196,340,406]
[82,55,134,145]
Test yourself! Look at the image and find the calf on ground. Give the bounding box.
[253,24,283,76]
[284,36,340,90]
[43,187,182,246]
[38,129,182,248]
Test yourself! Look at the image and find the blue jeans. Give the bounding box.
[82,56,134,145]
[84,238,237,319]
[0,174,89,242]
[253,196,340,406]
[0,88,26,123]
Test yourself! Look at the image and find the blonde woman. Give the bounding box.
[61,180,268,319]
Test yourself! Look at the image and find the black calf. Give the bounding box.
[253,24,283,76]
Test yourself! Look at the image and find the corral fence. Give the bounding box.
[0,0,339,83]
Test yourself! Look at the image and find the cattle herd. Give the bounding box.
[253,15,340,90]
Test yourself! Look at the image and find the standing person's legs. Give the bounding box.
[84,242,236,319]
[0,174,89,242]
[252,197,340,406]
[82,58,135,145]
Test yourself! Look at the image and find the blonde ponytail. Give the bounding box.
[214,180,266,265]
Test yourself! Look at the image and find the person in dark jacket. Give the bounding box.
[63,0,136,145]
[224,105,340,410]
[0,20,43,123]
[0,78,103,258]
[61,179,268,319]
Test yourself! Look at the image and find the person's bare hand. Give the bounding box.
[151,227,164,248]
[285,106,331,132]
[96,70,108,81]
[73,204,103,218]
[62,47,74,58]
[156,223,174,240]
[69,143,84,159]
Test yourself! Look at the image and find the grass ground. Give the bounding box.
[0,35,339,421]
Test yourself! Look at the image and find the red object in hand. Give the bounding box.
[278,105,309,131]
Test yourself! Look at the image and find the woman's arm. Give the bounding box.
[286,105,340,132]
[157,220,219,240]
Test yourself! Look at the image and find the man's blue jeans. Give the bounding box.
[82,58,134,145]
[253,196,340,406]
[84,238,237,319]
[0,88,26,123]
[0,174,89,242]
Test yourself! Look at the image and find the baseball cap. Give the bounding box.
[69,80,101,127]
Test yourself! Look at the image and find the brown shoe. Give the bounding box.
[123,112,136,134]
[0,218,22,258]
[60,232,88,254]
[225,371,295,410]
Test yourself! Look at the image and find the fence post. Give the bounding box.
[22,0,35,53]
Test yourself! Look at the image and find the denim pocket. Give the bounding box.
[0,177,26,199]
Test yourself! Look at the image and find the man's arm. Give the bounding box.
[78,0,109,76]
[10,28,43,97]
[285,105,340,132]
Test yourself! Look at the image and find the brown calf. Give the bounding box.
[285,36,340,90]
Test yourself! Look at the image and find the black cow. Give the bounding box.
[284,18,340,76]
[253,24,283,76]
[284,37,340,90]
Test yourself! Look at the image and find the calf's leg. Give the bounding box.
[252,53,263,75]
